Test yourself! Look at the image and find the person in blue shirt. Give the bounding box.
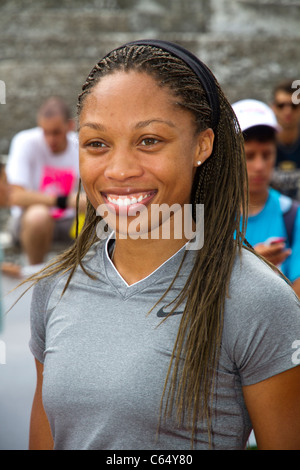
[233,99,300,297]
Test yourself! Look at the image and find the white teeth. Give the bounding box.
[107,193,152,206]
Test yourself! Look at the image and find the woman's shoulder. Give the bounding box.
[223,248,300,384]
[30,269,67,313]
[231,247,293,292]
[227,247,299,319]
[31,240,105,303]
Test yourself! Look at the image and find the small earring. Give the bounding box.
[197,161,201,166]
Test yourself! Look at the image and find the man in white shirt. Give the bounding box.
[5,97,85,273]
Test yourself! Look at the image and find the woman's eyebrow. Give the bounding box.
[79,122,106,131]
[79,119,176,132]
[134,119,176,129]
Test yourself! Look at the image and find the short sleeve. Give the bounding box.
[29,276,60,364]
[6,132,34,188]
[224,250,300,386]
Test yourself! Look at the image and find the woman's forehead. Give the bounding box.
[88,69,165,95]
[78,74,199,138]
[80,70,180,117]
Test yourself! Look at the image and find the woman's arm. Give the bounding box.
[29,359,54,450]
[243,365,300,450]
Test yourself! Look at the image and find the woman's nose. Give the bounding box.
[104,148,144,181]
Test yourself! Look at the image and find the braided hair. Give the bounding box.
[26,44,250,447]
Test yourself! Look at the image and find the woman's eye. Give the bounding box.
[87,141,107,148]
[140,138,159,146]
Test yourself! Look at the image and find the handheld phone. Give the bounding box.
[266,237,286,245]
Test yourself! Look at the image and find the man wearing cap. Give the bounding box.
[271,80,300,201]
[232,99,300,297]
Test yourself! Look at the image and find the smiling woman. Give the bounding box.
[23,40,300,450]
[78,70,212,245]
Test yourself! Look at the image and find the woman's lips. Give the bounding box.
[101,190,157,215]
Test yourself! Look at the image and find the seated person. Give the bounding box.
[232,99,300,297]
[4,97,85,276]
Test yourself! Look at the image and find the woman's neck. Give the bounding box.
[110,236,188,285]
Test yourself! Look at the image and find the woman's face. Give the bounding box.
[79,70,213,238]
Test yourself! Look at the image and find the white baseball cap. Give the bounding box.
[232,99,279,132]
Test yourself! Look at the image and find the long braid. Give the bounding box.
[25,45,249,447]
[160,86,248,445]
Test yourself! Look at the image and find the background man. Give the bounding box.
[233,98,300,298]
[271,79,300,201]
[4,96,85,275]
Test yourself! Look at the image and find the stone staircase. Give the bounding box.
[0,0,300,155]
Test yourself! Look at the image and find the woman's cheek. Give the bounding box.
[80,171,101,210]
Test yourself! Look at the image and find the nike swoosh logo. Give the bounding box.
[156,306,184,318]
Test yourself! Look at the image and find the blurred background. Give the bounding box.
[1,0,300,157]
[0,0,300,450]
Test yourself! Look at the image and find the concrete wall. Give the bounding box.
[1,0,300,154]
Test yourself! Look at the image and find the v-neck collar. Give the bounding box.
[102,233,191,300]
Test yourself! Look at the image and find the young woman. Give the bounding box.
[28,40,300,450]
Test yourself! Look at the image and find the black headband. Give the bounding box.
[106,39,220,130]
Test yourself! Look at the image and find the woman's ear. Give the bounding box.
[194,128,214,168]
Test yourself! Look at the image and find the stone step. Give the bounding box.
[0,10,134,40]
[0,0,122,11]
[1,32,299,90]
[0,0,209,46]
[1,29,299,155]
[1,0,300,156]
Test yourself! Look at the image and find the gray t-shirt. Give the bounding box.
[29,239,300,450]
